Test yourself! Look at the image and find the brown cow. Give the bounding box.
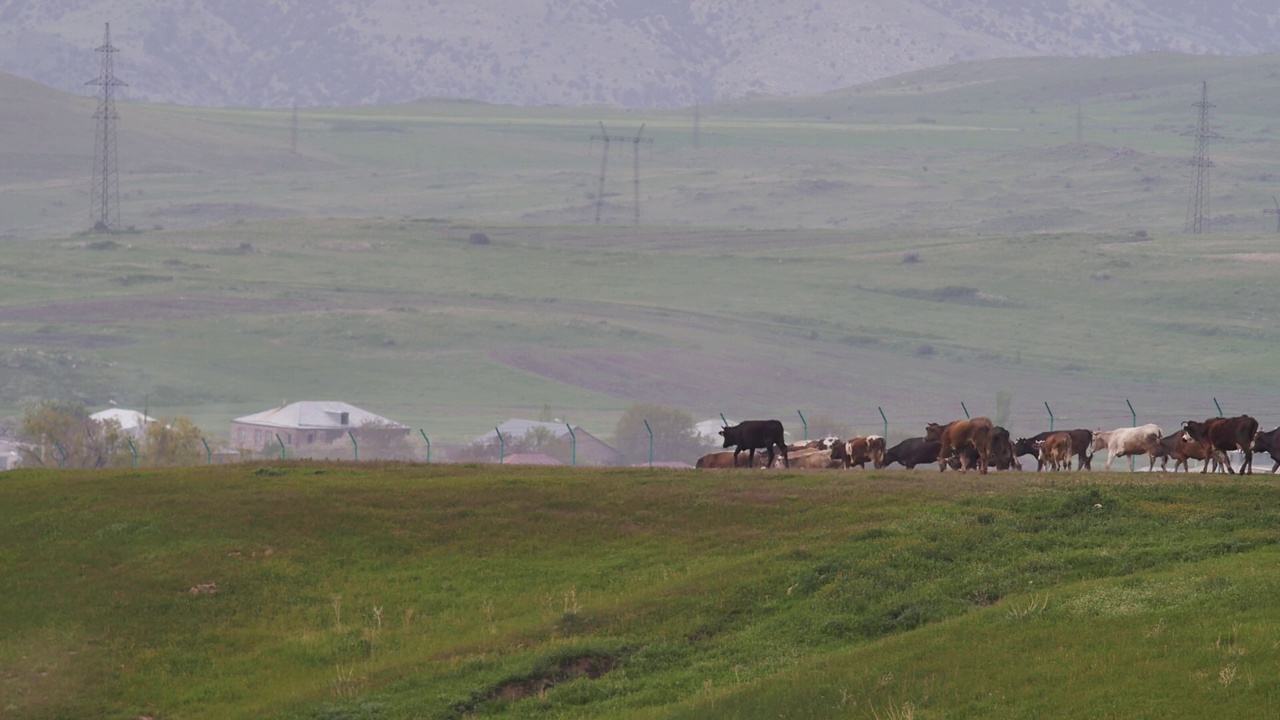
[926,417,993,474]
[695,451,769,469]
[1037,432,1072,471]
[1182,415,1259,475]
[833,436,885,469]
[1168,432,1224,473]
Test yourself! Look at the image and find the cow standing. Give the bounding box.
[879,437,942,469]
[1037,432,1073,471]
[1014,429,1094,471]
[1253,427,1280,474]
[1091,424,1163,471]
[926,417,994,474]
[1182,415,1259,475]
[719,420,789,469]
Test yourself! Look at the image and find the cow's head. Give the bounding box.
[1182,420,1207,441]
[924,422,945,442]
[1013,437,1038,457]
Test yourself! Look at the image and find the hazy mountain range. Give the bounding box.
[1,0,1277,109]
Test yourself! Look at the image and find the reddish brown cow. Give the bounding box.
[1168,432,1224,473]
[1182,415,1259,475]
[834,436,886,469]
[926,417,994,474]
[1037,432,1072,471]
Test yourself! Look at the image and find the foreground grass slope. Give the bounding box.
[2,464,1278,718]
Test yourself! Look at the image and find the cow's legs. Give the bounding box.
[1241,446,1253,475]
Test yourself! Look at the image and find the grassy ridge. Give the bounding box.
[2,464,1279,718]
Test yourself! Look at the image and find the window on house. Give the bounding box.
[307,433,315,445]
[340,412,349,425]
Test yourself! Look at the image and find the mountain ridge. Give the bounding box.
[1,0,1276,109]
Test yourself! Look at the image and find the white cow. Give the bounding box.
[1091,424,1163,471]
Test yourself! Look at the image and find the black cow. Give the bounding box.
[1253,427,1280,474]
[720,420,788,469]
[879,437,944,469]
[1013,429,1094,471]
[1183,415,1259,475]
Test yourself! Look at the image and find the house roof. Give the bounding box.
[233,401,406,430]
[91,408,155,431]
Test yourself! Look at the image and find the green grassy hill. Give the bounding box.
[4,54,1280,443]
[2,464,1279,718]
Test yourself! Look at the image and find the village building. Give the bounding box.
[90,408,155,438]
[230,401,409,451]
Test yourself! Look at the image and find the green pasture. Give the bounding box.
[2,464,1279,718]
[4,53,1280,441]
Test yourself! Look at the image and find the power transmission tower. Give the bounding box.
[1183,81,1222,234]
[1265,196,1280,233]
[589,122,653,225]
[86,22,126,233]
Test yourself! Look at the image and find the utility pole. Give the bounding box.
[1183,81,1222,234]
[590,122,653,225]
[86,22,126,232]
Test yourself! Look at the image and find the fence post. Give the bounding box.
[201,437,212,465]
[565,423,577,466]
[961,401,970,419]
[797,410,808,441]
[878,407,888,438]
[719,412,728,427]
[1044,401,1055,432]
[54,441,66,469]
[127,438,138,469]
[348,430,358,461]
[1213,397,1223,417]
[275,433,287,460]
[419,429,431,463]
[494,427,505,464]
[644,419,654,468]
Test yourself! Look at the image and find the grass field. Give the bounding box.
[2,463,1279,718]
[4,53,1280,443]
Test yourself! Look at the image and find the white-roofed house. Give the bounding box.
[90,408,156,438]
[230,401,410,458]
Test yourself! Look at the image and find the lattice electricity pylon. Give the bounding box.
[590,122,653,225]
[1183,81,1221,234]
[86,22,127,232]
[1265,196,1280,233]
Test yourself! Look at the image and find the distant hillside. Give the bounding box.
[1,0,1277,108]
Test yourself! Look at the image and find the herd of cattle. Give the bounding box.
[700,416,1280,474]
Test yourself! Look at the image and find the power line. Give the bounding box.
[589,122,653,226]
[1183,81,1222,234]
[86,22,126,233]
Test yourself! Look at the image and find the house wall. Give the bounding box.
[229,422,409,450]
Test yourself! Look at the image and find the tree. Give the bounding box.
[614,403,712,465]
[995,390,1013,428]
[141,416,207,467]
[18,399,127,468]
